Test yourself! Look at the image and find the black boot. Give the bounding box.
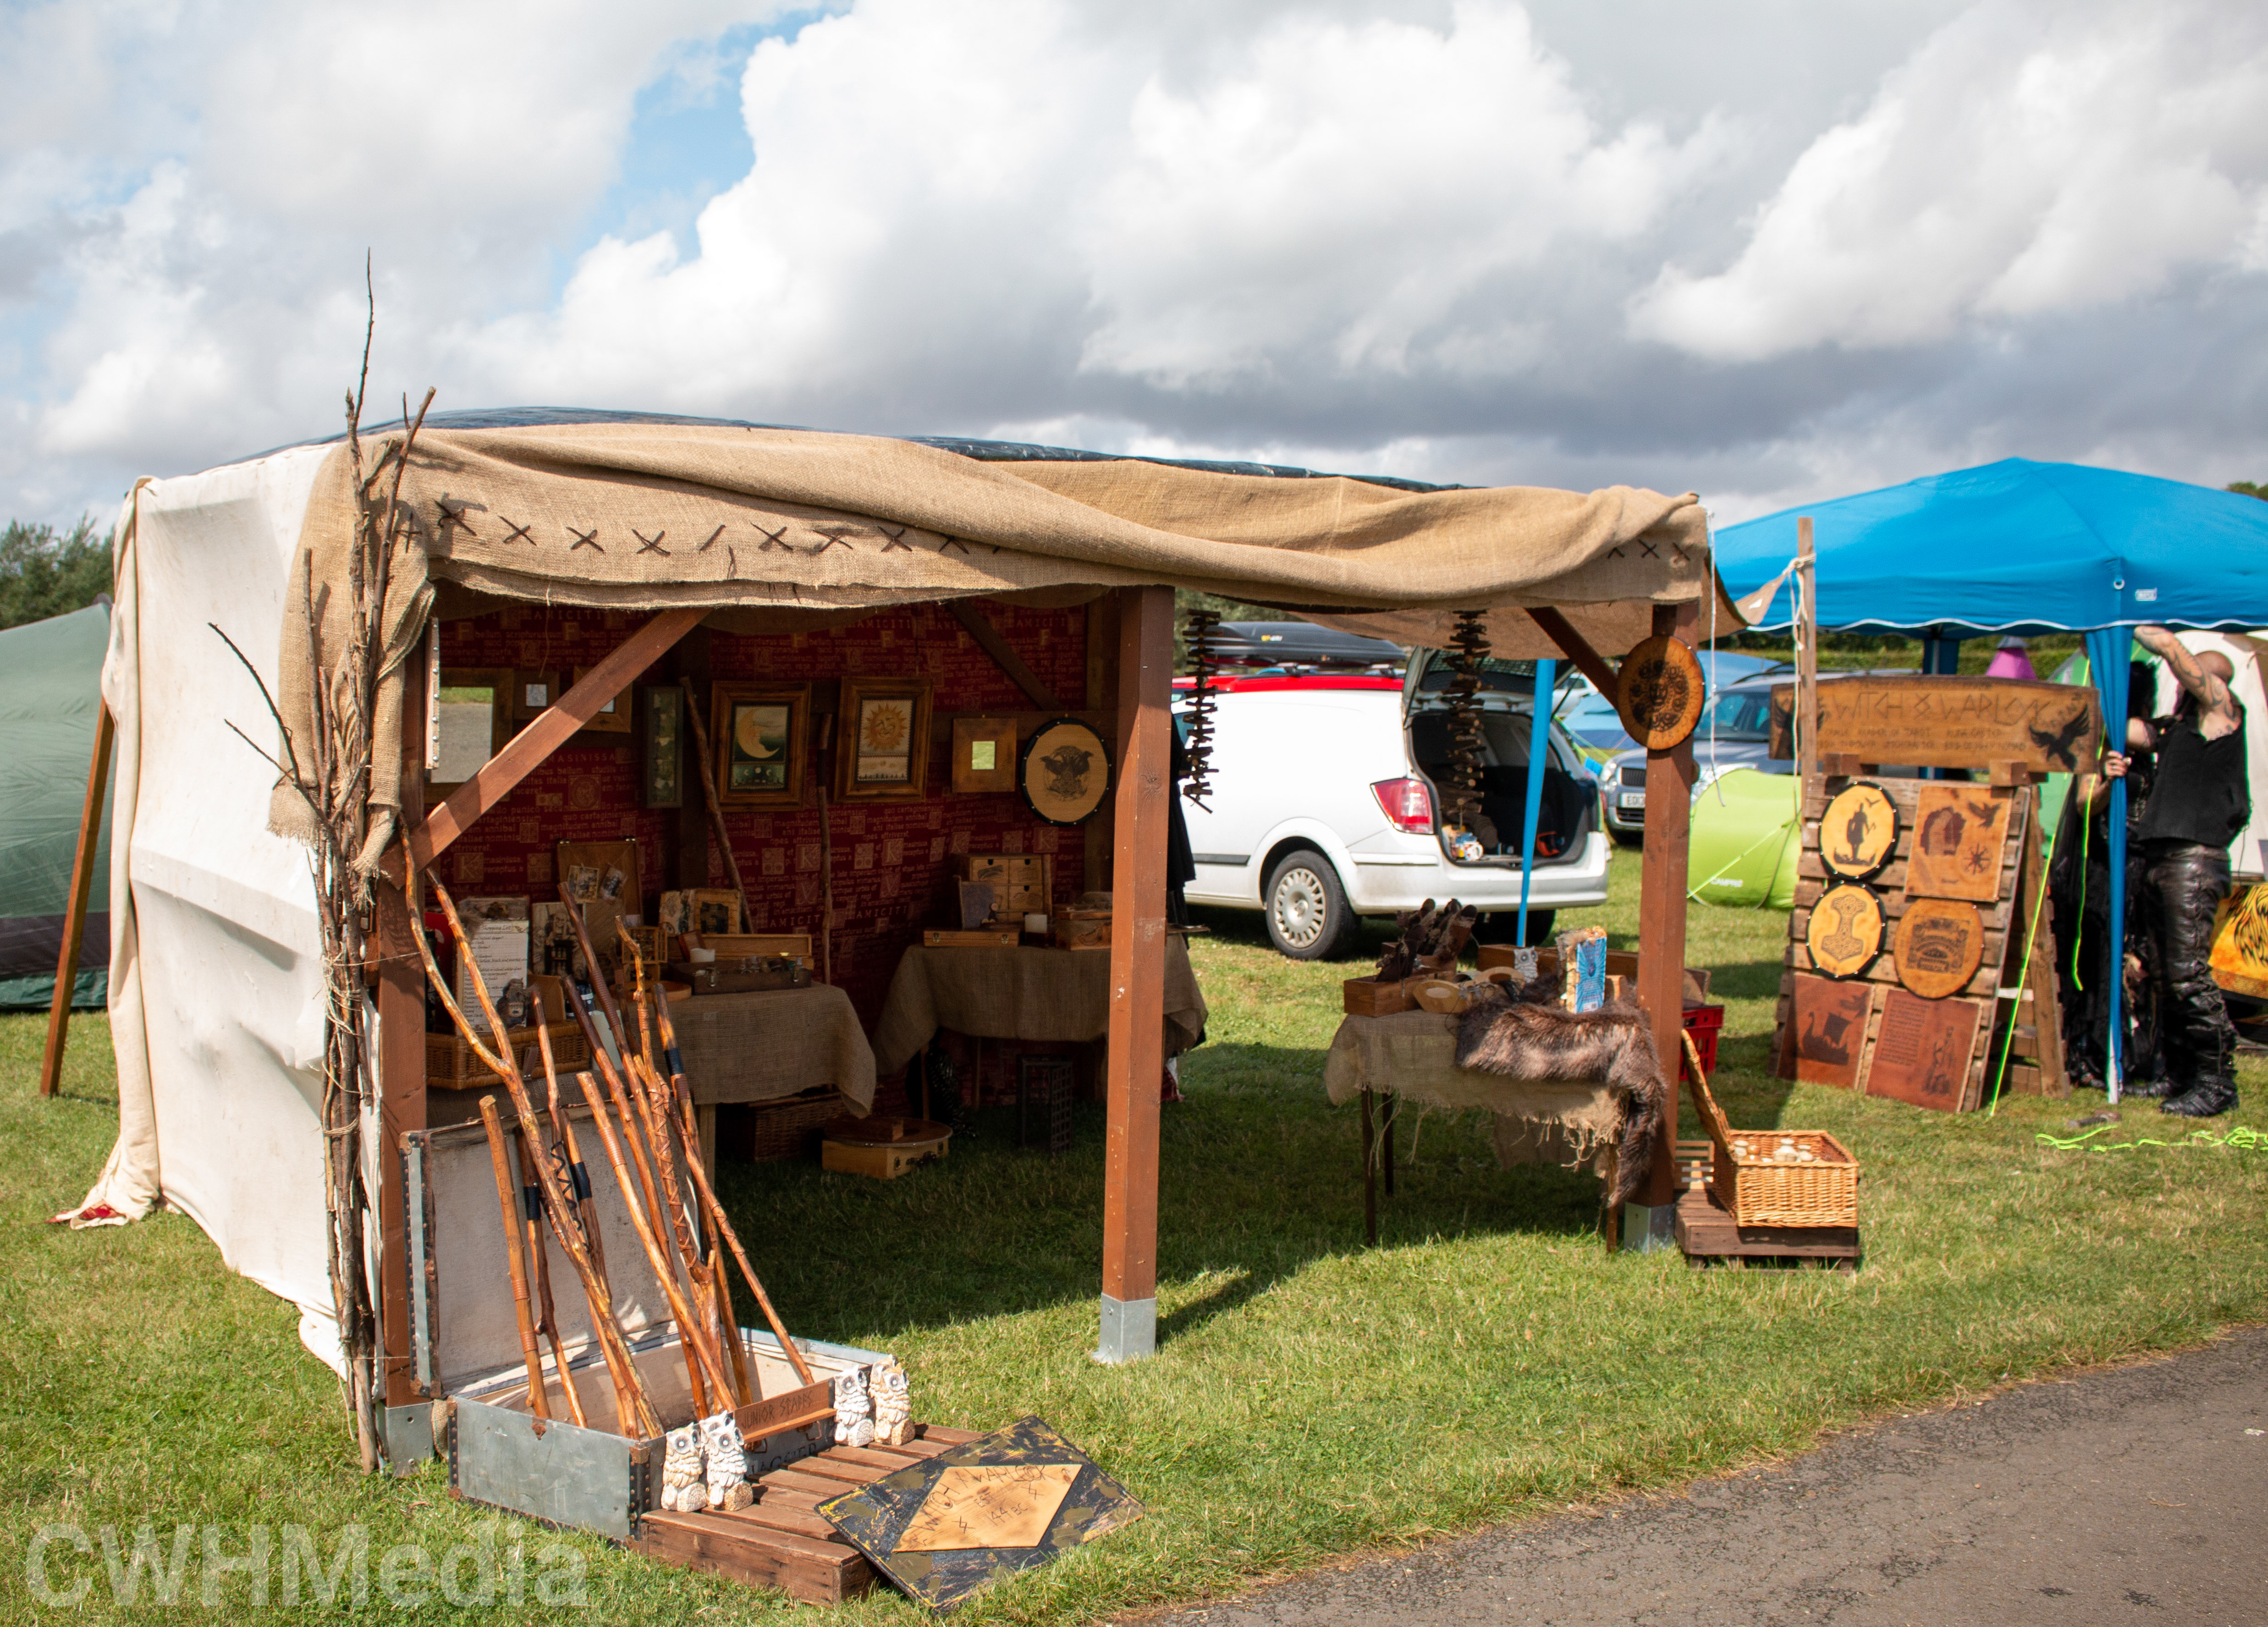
[2125,1073,2177,1099]
[2162,1079,2238,1118]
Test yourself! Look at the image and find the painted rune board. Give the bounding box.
[1906,786,2013,902]
[818,1417,1144,1610]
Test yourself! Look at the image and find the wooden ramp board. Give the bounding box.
[625,1424,983,1603]
[1674,1183,1860,1268]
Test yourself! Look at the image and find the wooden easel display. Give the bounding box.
[1767,674,2098,1110]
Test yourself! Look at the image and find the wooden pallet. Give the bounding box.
[626,1423,982,1602]
[1673,1182,1859,1268]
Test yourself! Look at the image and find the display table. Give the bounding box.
[671,984,878,1112]
[1324,1009,1646,1244]
[871,940,1208,1077]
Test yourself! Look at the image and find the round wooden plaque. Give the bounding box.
[1893,898,1985,999]
[1615,635,1706,750]
[1018,716,1113,826]
[1806,883,1885,979]
[1820,781,1899,880]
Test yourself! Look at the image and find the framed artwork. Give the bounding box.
[641,684,685,808]
[951,716,1018,794]
[1907,785,2012,902]
[690,888,742,938]
[1864,989,1983,1110]
[572,665,634,734]
[837,677,933,802]
[1018,715,1112,826]
[556,838,641,989]
[712,682,810,810]
[429,667,512,799]
[514,670,561,722]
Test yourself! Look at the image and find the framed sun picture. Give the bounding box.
[837,677,933,803]
[711,682,809,810]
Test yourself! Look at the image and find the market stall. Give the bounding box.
[44,407,1732,1598]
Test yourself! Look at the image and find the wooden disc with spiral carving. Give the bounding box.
[1615,634,1706,750]
[1806,882,1885,979]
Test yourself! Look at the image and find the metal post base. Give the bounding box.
[383,1402,436,1475]
[1619,1201,1679,1254]
[1093,1294,1156,1364]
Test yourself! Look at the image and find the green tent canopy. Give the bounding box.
[1688,766,1798,911]
[0,603,112,1010]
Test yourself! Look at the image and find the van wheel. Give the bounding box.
[1265,850,1356,961]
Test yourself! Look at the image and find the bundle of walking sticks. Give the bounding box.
[414,868,821,1440]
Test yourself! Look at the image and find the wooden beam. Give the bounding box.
[1521,607,1619,697]
[407,607,705,868]
[948,599,1063,711]
[378,647,429,1411]
[1098,585,1172,1361]
[39,702,115,1098]
[1636,600,1700,1217]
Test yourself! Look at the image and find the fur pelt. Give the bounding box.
[1454,989,1666,1206]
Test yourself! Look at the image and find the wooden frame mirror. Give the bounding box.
[429,667,513,800]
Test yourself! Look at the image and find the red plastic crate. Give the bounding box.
[1680,1002,1725,1083]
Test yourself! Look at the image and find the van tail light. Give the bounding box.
[1371,777,1435,834]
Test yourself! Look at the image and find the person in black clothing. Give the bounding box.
[2103,626,2249,1117]
[2053,660,2162,1092]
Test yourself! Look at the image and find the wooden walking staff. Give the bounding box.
[478,1096,550,1421]
[512,1121,589,1428]
[420,876,660,1438]
[646,980,818,1391]
[533,998,609,1286]
[678,679,758,934]
[572,1066,738,1408]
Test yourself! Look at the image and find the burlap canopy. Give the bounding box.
[270,420,1736,855]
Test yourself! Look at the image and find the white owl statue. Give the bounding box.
[834,1368,875,1449]
[870,1359,912,1447]
[699,1410,754,1511]
[660,1421,708,1513]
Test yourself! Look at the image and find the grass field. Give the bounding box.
[4,850,2266,1622]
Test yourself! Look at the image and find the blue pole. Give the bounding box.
[2083,628,2129,1100]
[1518,659,1558,946]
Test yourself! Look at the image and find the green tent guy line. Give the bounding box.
[2035,1124,2268,1154]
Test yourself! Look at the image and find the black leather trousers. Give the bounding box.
[2138,841,2238,1089]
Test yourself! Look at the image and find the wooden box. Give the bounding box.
[721,1089,850,1163]
[666,959,809,996]
[1342,975,1420,1016]
[957,853,1053,917]
[819,1116,952,1180]
[1052,909,1111,951]
[688,932,814,970]
[924,928,1021,948]
[426,1020,590,1090]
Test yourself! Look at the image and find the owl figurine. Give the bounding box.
[699,1410,754,1511]
[869,1359,912,1447]
[834,1368,875,1449]
[660,1421,709,1514]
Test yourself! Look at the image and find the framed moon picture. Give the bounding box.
[1019,715,1113,826]
[836,676,933,803]
[711,682,809,810]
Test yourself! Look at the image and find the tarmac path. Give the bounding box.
[1151,1326,2267,1627]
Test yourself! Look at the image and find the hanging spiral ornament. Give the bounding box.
[1182,608,1222,809]
[1441,610,1491,835]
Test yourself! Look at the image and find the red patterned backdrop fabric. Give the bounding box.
[436,599,1091,1059]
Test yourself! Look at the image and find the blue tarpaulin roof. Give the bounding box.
[1713,458,2268,636]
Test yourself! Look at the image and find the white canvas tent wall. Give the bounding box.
[76,413,1733,1378]
[85,447,345,1363]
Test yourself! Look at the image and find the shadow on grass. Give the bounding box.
[716,1038,1609,1353]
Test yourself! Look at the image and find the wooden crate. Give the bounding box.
[924,928,1021,948]
[1052,910,1110,951]
[691,932,814,969]
[426,1020,590,1090]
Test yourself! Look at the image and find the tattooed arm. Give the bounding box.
[2135,625,2242,740]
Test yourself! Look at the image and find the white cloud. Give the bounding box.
[1629,0,2268,360]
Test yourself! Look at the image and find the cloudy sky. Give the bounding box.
[2,0,2263,530]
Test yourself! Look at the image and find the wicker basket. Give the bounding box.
[738,1088,852,1162]
[1681,1032,1859,1228]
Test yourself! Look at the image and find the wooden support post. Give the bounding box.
[378,650,429,1421]
[948,599,1062,710]
[1521,607,1620,697]
[1360,1088,1377,1247]
[1628,600,1699,1250]
[39,702,114,1098]
[1097,586,1171,1363]
[1381,1093,1395,1197]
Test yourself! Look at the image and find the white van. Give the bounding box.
[1175,661,1609,959]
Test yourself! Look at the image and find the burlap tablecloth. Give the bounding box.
[871,940,1208,1076]
[671,984,877,1112]
[1322,1010,1624,1171]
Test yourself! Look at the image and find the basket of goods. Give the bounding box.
[1680,1032,1859,1228]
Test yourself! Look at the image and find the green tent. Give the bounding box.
[1688,766,1798,910]
[0,603,112,1010]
